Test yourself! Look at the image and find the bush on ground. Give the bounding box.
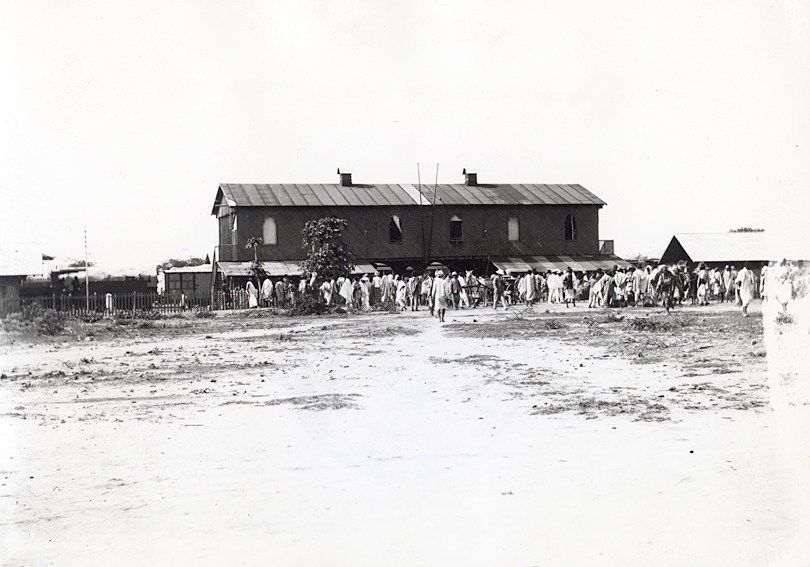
[288,295,328,316]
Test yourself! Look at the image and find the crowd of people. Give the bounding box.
[235,259,806,319]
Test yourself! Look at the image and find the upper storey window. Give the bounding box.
[389,216,403,242]
[565,214,576,241]
[508,216,519,241]
[450,215,463,242]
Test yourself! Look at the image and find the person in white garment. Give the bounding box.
[431,272,449,322]
[246,280,259,308]
[735,262,757,317]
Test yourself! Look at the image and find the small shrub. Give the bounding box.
[194,310,215,319]
[80,312,103,323]
[36,309,64,335]
[775,311,795,325]
[629,318,671,332]
[288,295,328,316]
[114,310,163,321]
[543,319,566,330]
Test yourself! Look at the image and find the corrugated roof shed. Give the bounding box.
[662,233,770,263]
[213,182,605,212]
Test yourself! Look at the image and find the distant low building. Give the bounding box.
[659,232,770,279]
[162,265,213,298]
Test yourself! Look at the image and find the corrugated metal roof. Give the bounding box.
[214,182,606,211]
[164,265,213,274]
[665,233,770,263]
[491,255,630,274]
[218,261,303,277]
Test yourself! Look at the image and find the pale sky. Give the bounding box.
[2,1,808,270]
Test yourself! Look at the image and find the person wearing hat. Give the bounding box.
[431,271,449,322]
[449,272,461,309]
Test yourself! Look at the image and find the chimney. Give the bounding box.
[339,170,352,186]
[464,171,477,186]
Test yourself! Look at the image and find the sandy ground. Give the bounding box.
[1,300,809,566]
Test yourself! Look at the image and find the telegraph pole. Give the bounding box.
[84,227,90,311]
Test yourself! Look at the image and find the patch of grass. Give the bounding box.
[629,317,672,332]
[775,311,795,325]
[264,393,361,411]
[543,319,566,330]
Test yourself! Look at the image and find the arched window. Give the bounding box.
[263,217,277,245]
[450,215,463,242]
[508,216,519,241]
[565,214,576,241]
[389,215,403,242]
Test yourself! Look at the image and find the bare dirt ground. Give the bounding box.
[1,300,808,566]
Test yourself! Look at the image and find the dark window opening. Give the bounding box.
[565,214,576,241]
[450,215,463,242]
[389,216,403,242]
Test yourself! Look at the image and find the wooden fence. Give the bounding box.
[1,292,222,318]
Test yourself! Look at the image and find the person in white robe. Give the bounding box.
[261,278,274,307]
[431,272,448,322]
[395,276,407,310]
[320,280,332,305]
[360,275,371,310]
[735,262,756,316]
[380,273,393,305]
[371,271,382,305]
[523,270,537,305]
[340,277,353,306]
[458,273,470,308]
[420,274,432,310]
[246,280,259,308]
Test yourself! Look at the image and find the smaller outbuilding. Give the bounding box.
[659,232,770,279]
[162,265,214,299]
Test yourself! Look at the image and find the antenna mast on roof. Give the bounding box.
[418,163,425,265]
[426,164,439,262]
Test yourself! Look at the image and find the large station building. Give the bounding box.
[211,170,626,280]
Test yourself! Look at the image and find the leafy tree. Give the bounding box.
[245,237,264,290]
[42,254,55,261]
[300,217,354,286]
[68,259,95,268]
[729,227,764,232]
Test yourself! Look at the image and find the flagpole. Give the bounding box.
[84,227,90,311]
